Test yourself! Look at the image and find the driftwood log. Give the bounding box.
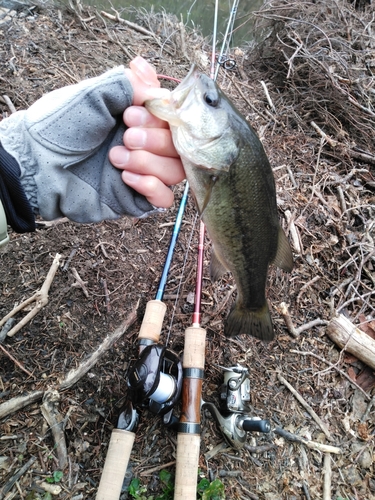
[326,314,375,370]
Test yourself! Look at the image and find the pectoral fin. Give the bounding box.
[199,175,218,217]
[210,246,229,282]
[272,227,294,272]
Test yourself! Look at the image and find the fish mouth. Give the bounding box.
[145,65,199,125]
[170,64,199,109]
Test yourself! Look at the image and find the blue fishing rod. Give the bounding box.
[97,183,189,500]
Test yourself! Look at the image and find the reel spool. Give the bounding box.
[127,344,182,417]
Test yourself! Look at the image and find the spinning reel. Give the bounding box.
[203,365,271,449]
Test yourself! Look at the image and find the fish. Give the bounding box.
[145,66,293,341]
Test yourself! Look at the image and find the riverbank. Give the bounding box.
[0,1,374,499]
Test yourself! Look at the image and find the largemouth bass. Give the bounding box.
[145,67,293,340]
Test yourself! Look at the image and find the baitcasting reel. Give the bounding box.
[203,365,271,449]
[127,344,182,418]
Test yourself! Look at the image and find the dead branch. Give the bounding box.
[0,455,37,498]
[41,390,68,469]
[1,94,16,114]
[0,391,44,420]
[71,267,89,298]
[278,302,327,337]
[326,313,375,370]
[0,253,62,338]
[58,301,139,391]
[0,344,34,378]
[277,373,332,441]
[100,10,154,36]
[274,427,341,454]
[0,301,139,419]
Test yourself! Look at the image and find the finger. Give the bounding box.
[121,170,175,208]
[124,127,178,158]
[129,57,159,87]
[123,106,169,129]
[110,146,185,186]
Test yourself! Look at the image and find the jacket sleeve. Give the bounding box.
[0,66,158,229]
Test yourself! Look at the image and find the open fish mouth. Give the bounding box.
[169,65,199,109]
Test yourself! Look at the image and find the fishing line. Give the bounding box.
[214,0,240,80]
[166,210,199,344]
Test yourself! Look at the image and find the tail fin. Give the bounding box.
[224,301,274,341]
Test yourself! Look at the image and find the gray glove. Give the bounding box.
[0,66,158,223]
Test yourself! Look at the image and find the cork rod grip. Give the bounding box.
[138,300,167,344]
[96,429,135,500]
[174,326,206,500]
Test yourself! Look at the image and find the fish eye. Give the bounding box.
[204,92,219,107]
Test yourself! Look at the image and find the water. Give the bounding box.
[85,0,264,46]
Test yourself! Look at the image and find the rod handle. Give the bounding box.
[96,429,135,500]
[138,299,166,344]
[174,326,206,500]
[174,433,201,500]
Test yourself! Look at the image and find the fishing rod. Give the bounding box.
[98,1,243,496]
[96,183,189,500]
[173,0,234,496]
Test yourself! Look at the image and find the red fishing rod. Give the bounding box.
[173,0,243,495]
[174,221,206,499]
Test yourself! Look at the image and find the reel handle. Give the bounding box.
[96,429,135,500]
[174,326,206,500]
[242,418,271,433]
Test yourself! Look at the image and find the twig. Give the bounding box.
[290,350,372,401]
[274,427,341,454]
[101,278,110,312]
[140,460,176,476]
[100,10,154,36]
[361,394,375,423]
[2,94,16,114]
[41,390,67,469]
[0,391,44,420]
[244,443,276,454]
[302,482,312,500]
[58,301,139,391]
[260,80,276,112]
[71,267,89,298]
[0,318,16,342]
[285,210,302,255]
[36,217,69,228]
[278,302,327,337]
[0,344,34,378]
[311,121,338,148]
[336,186,347,215]
[277,373,332,441]
[296,276,321,305]
[0,455,37,498]
[62,247,78,272]
[0,254,62,338]
[322,453,332,500]
[0,302,139,419]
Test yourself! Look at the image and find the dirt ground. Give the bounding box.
[0,0,374,499]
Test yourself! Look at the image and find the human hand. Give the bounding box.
[110,57,185,208]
